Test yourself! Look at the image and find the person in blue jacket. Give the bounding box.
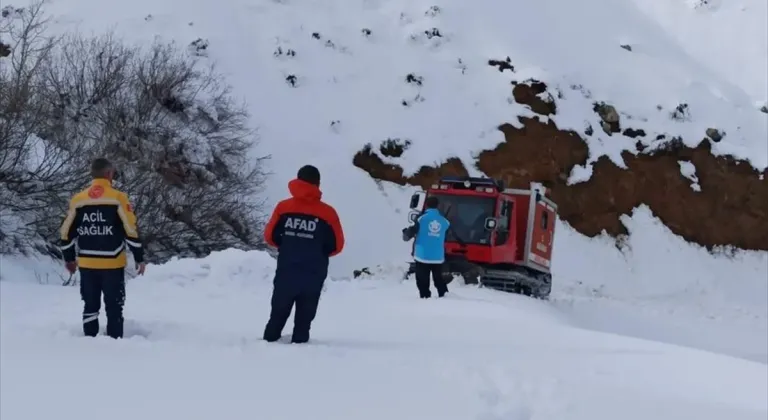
[402,196,460,298]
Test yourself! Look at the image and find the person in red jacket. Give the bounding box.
[262,165,345,343]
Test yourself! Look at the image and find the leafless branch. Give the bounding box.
[0,1,269,260]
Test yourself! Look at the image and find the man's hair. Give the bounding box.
[425,196,439,209]
[90,158,114,178]
[297,164,321,186]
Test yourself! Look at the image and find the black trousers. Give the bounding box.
[263,282,323,343]
[79,268,126,339]
[414,262,448,298]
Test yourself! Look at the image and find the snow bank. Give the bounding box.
[551,205,768,363]
[2,246,767,420]
[3,204,765,364]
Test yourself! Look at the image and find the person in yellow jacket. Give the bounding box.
[59,158,146,339]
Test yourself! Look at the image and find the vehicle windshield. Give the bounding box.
[429,193,496,245]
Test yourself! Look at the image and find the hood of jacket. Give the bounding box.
[288,178,322,202]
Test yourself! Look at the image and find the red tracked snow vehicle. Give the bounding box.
[405,176,557,298]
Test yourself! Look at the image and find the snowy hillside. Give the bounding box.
[2,250,767,420]
[38,0,768,276]
[630,0,768,103]
[25,0,765,354]
[1,0,766,418]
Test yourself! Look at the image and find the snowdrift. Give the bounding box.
[2,248,767,420]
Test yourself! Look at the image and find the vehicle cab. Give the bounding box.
[407,176,557,269]
[408,177,508,264]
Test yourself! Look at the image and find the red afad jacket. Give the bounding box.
[264,179,345,283]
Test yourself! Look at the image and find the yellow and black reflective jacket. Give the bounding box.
[59,179,144,269]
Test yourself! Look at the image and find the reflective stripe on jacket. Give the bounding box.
[59,179,144,269]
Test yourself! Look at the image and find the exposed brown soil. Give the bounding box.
[512,81,556,116]
[353,79,768,251]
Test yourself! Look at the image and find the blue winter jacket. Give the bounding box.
[411,208,451,264]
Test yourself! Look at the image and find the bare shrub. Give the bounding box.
[0,0,269,261]
[0,0,85,255]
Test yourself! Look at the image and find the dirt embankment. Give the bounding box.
[353,77,768,251]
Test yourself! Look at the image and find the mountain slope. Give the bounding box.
[1,249,767,420]
[39,0,767,277]
[628,0,768,101]
[5,0,765,362]
[2,0,765,415]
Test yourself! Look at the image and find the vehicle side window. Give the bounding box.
[498,200,509,231]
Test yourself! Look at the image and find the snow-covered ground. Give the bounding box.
[629,0,768,104]
[2,249,767,420]
[1,0,766,417]
[549,206,768,364]
[1,207,766,418]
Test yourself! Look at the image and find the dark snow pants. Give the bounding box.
[80,268,126,339]
[414,262,448,298]
[263,280,323,344]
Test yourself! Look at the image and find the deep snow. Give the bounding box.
[2,249,767,420]
[1,0,766,418]
[629,0,768,103]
